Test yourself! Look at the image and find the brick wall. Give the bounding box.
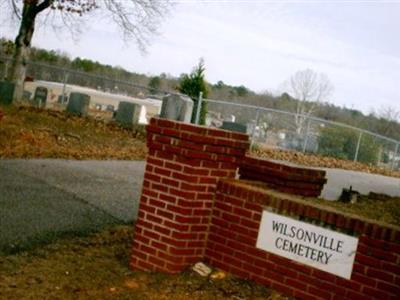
[130,118,249,273]
[239,156,327,197]
[205,179,400,300]
[130,118,399,300]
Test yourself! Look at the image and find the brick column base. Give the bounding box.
[130,118,249,273]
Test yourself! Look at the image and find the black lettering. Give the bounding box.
[297,243,304,256]
[309,248,318,261]
[324,252,333,264]
[282,238,290,251]
[289,226,296,238]
[289,240,298,253]
[336,240,344,253]
[272,221,282,233]
[275,237,283,249]
[316,250,324,263]
[296,228,305,240]
[304,230,313,243]
[312,232,323,246]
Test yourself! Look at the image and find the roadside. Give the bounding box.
[0,159,145,254]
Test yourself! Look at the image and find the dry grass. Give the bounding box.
[0,226,289,300]
[252,147,400,179]
[0,105,147,160]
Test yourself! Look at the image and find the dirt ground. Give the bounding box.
[0,226,289,300]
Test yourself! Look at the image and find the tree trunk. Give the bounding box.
[7,1,38,102]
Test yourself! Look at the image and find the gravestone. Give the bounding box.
[22,90,32,101]
[58,94,68,104]
[106,104,115,112]
[66,92,90,116]
[33,86,48,108]
[0,81,15,105]
[160,94,193,123]
[221,121,247,133]
[114,101,142,126]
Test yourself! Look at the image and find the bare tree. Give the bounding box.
[371,106,400,138]
[3,0,171,102]
[282,69,333,134]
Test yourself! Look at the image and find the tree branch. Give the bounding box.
[34,0,52,15]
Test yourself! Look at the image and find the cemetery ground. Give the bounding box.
[0,105,399,179]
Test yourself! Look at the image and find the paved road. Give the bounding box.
[1,159,399,253]
[0,159,145,253]
[321,168,400,200]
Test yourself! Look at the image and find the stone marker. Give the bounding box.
[221,121,247,133]
[192,262,212,277]
[160,94,193,123]
[66,92,90,116]
[0,81,15,105]
[114,101,142,126]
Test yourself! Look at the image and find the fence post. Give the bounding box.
[250,108,260,149]
[4,60,9,80]
[391,143,399,171]
[354,131,363,162]
[302,118,311,153]
[61,70,69,104]
[195,91,203,125]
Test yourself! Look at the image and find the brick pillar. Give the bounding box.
[130,118,250,273]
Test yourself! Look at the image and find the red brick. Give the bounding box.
[270,282,294,299]
[355,253,381,268]
[147,157,164,167]
[366,268,394,282]
[157,209,174,220]
[293,289,319,300]
[165,161,183,171]
[351,273,376,288]
[345,290,366,300]
[153,225,171,236]
[155,150,174,160]
[222,212,241,223]
[159,193,177,204]
[183,166,210,176]
[167,204,192,215]
[362,286,391,300]
[149,198,166,209]
[156,118,176,128]
[164,220,189,231]
[144,172,162,183]
[143,229,161,241]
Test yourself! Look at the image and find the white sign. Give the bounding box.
[256,211,359,279]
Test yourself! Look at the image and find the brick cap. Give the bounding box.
[150,117,249,141]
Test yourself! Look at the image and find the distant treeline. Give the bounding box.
[1,37,399,141]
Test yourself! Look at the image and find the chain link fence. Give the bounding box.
[0,55,174,122]
[203,98,400,171]
[1,56,399,171]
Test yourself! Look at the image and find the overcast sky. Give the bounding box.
[1,0,400,114]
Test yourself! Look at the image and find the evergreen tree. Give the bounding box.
[178,59,209,124]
